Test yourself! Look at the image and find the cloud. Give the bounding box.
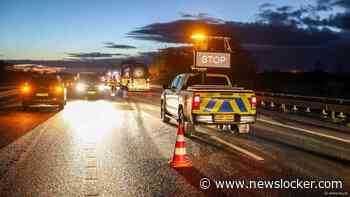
[257,1,350,31]
[326,12,350,30]
[66,52,124,59]
[259,3,275,9]
[128,19,339,46]
[317,0,350,9]
[8,64,65,73]
[257,3,312,27]
[104,42,136,49]
[179,12,224,24]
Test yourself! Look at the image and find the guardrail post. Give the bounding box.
[321,109,328,119]
[280,104,287,112]
[331,111,337,122]
[305,107,311,113]
[338,112,347,120]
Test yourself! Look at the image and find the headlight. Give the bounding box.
[21,83,31,94]
[98,84,105,91]
[56,86,63,94]
[76,83,86,92]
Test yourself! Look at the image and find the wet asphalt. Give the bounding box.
[0,95,349,197]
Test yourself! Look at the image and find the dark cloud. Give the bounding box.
[326,12,350,30]
[180,12,208,18]
[316,0,350,30]
[179,12,224,24]
[257,4,315,27]
[257,1,350,30]
[104,42,136,49]
[66,52,124,59]
[259,3,275,9]
[317,0,350,9]
[128,19,339,46]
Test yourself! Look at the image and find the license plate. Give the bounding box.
[215,115,234,121]
[36,93,48,97]
[88,91,96,94]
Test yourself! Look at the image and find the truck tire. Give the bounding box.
[22,104,29,111]
[161,100,170,123]
[184,122,195,137]
[178,108,194,137]
[238,124,250,134]
[58,103,65,110]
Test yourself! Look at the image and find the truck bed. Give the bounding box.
[188,85,253,93]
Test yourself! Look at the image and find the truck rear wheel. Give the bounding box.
[58,103,65,110]
[237,124,250,134]
[22,104,29,111]
[161,101,170,123]
[184,122,194,137]
[178,108,194,137]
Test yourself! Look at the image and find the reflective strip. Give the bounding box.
[212,100,223,112]
[218,100,234,112]
[242,97,252,111]
[176,135,185,142]
[204,99,217,112]
[175,147,187,155]
[230,99,241,112]
[235,98,247,112]
[199,97,251,113]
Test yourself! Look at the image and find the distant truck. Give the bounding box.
[120,63,150,91]
[161,73,257,136]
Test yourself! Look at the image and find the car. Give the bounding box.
[161,73,257,136]
[74,72,108,99]
[20,74,67,111]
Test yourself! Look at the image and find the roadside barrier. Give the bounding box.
[0,89,18,99]
[257,92,350,124]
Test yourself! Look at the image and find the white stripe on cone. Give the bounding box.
[175,148,187,155]
[176,135,185,142]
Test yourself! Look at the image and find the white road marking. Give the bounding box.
[210,136,264,161]
[258,118,350,144]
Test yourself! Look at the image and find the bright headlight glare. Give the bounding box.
[76,83,86,92]
[98,84,105,91]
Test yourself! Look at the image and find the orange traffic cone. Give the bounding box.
[170,123,192,168]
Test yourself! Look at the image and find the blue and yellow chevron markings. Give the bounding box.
[219,100,234,112]
[201,98,249,113]
[204,100,217,112]
[235,98,247,112]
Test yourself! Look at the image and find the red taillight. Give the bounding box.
[192,95,201,110]
[249,96,257,109]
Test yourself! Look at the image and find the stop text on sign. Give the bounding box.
[196,52,231,68]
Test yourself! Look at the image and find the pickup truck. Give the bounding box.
[161,73,257,136]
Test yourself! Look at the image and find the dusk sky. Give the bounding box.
[1,0,313,60]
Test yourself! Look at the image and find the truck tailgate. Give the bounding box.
[192,91,256,115]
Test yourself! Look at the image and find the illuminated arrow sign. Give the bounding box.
[196,52,231,68]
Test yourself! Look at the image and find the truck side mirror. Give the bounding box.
[162,84,167,89]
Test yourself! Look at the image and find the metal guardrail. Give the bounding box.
[256,92,350,119]
[0,85,17,91]
[0,89,18,99]
[0,84,18,99]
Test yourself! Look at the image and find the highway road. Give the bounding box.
[0,91,349,196]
